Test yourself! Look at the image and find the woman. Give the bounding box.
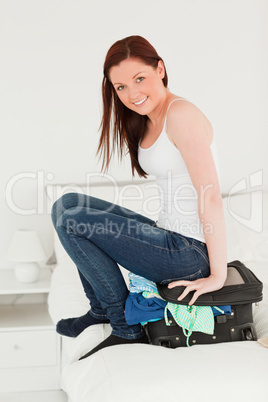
[51,35,227,359]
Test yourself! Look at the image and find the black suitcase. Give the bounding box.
[144,260,263,348]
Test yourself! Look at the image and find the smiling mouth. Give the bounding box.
[133,96,148,107]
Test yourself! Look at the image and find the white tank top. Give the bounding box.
[138,98,221,243]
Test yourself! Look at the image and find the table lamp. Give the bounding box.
[6,229,47,283]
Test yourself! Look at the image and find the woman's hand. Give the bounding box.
[167,274,226,306]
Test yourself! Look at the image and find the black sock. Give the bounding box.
[79,334,149,360]
[56,310,110,338]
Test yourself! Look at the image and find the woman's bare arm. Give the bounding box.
[167,101,227,305]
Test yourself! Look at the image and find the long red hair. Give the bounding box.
[96,35,168,178]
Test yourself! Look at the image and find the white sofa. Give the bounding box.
[46,178,268,402]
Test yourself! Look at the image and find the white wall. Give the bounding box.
[1,0,267,269]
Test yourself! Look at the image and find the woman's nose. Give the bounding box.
[128,86,141,102]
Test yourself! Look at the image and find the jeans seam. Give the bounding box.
[192,244,209,265]
[171,233,190,247]
[160,269,203,285]
[89,225,190,252]
[89,310,108,319]
[111,328,145,339]
[61,225,120,301]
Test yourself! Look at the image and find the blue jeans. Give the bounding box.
[51,192,210,340]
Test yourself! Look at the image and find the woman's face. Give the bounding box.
[109,57,166,115]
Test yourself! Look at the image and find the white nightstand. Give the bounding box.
[0,269,61,393]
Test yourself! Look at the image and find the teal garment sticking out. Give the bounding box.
[164,303,225,346]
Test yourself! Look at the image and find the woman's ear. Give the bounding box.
[157,60,165,80]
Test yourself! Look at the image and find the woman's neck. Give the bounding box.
[146,89,176,128]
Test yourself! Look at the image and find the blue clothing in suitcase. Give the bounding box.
[124,292,171,325]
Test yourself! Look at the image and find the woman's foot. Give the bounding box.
[79,334,149,360]
[56,310,110,337]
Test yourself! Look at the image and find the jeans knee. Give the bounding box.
[51,192,80,228]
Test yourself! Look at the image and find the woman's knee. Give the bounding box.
[51,192,82,227]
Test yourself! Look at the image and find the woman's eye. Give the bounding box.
[116,78,143,91]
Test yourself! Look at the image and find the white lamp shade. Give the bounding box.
[6,229,47,262]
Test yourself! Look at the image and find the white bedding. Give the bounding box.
[48,258,268,402]
[46,183,268,402]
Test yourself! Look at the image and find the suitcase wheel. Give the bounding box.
[243,328,254,340]
[160,340,171,348]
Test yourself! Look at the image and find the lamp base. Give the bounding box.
[15,262,40,283]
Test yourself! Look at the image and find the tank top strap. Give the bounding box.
[163,98,189,131]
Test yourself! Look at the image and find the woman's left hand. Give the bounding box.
[167,274,226,306]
